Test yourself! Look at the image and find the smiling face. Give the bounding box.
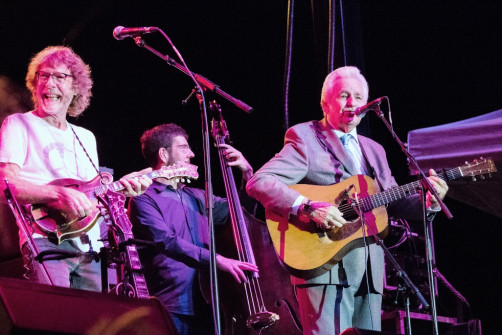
[34,63,76,121]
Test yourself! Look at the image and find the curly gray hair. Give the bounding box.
[25,46,93,117]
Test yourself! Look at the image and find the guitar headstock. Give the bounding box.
[460,157,497,181]
[158,162,199,183]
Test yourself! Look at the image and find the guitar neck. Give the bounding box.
[93,164,197,196]
[100,170,163,194]
[359,167,461,212]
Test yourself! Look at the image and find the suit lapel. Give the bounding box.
[315,119,359,175]
[358,136,381,184]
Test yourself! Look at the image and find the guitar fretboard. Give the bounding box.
[339,167,463,216]
[91,164,197,196]
[96,171,170,196]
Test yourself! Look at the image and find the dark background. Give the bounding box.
[1,1,501,333]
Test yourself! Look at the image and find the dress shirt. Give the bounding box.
[128,180,229,315]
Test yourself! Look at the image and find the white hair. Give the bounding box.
[320,66,369,106]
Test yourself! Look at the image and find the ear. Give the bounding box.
[321,100,329,116]
[158,147,169,165]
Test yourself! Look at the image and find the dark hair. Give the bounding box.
[26,46,92,117]
[140,123,188,166]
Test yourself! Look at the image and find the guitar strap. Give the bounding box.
[70,125,105,180]
[70,124,104,247]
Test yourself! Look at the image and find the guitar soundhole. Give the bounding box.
[63,183,80,189]
[340,200,360,221]
[344,209,360,221]
[325,201,362,241]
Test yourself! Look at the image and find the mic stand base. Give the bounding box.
[351,190,429,335]
[372,107,452,335]
[355,210,428,335]
[404,296,412,335]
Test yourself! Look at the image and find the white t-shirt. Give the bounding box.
[0,111,103,251]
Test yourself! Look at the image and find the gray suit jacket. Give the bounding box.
[247,118,424,293]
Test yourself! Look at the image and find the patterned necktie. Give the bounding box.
[340,134,366,174]
[340,134,351,148]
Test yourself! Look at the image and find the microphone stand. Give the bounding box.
[3,179,55,286]
[371,104,453,335]
[351,192,429,335]
[125,30,253,335]
[131,33,253,114]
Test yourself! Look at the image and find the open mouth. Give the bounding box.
[44,94,61,101]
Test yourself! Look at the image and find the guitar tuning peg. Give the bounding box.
[186,179,191,183]
[471,176,477,181]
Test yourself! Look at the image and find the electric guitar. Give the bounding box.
[28,162,199,244]
[265,158,496,278]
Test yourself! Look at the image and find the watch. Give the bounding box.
[302,199,314,215]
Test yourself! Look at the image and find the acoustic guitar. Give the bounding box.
[265,158,496,278]
[28,162,199,244]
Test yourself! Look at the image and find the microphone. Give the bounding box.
[113,26,157,40]
[354,96,386,116]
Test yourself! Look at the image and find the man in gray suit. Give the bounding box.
[246,66,448,334]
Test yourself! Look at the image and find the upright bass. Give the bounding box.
[209,101,302,334]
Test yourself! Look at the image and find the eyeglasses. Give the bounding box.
[36,71,74,84]
[165,144,192,153]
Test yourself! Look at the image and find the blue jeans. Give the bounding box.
[22,238,103,291]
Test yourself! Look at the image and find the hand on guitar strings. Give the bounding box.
[218,143,254,181]
[425,169,449,209]
[119,167,153,197]
[47,186,93,222]
[298,184,354,231]
[216,254,259,284]
[299,201,347,231]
